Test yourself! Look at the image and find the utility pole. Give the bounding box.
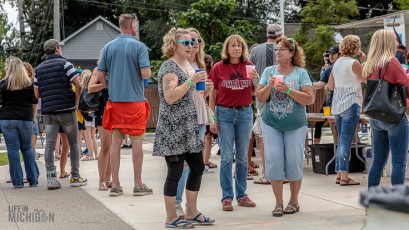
[280,0,285,34]
[53,0,60,41]
[17,0,27,49]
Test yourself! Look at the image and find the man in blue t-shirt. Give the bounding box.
[97,13,152,197]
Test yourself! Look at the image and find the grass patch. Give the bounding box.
[0,152,23,166]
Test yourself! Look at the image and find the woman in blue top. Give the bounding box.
[256,37,314,217]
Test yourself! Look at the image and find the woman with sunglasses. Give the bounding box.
[256,37,314,217]
[209,34,259,211]
[174,28,214,218]
[153,27,215,228]
[327,35,366,186]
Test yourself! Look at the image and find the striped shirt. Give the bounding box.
[331,57,362,115]
[34,60,79,87]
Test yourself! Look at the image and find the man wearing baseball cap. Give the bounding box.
[34,39,87,189]
[249,23,283,75]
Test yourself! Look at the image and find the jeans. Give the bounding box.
[368,117,408,188]
[176,124,205,203]
[44,111,80,177]
[262,121,307,181]
[216,106,253,202]
[0,120,39,187]
[334,104,360,172]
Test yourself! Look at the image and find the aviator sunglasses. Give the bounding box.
[177,40,195,47]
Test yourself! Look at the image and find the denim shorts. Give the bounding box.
[262,120,307,181]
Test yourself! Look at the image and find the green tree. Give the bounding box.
[395,0,409,9]
[178,0,263,61]
[0,6,17,79]
[296,0,359,78]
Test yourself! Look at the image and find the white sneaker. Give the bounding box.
[175,203,185,218]
[204,165,215,173]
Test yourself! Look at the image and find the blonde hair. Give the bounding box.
[5,56,33,91]
[81,69,92,88]
[276,37,306,67]
[340,35,361,56]
[188,28,205,70]
[23,62,35,79]
[162,28,190,58]
[221,35,249,63]
[363,29,396,78]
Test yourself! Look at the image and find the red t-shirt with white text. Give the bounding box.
[209,60,254,107]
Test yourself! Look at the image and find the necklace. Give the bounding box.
[229,63,241,75]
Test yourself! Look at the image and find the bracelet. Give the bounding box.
[186,79,194,87]
[286,88,292,95]
[32,117,37,121]
[212,115,217,121]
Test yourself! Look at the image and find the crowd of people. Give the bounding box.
[2,12,409,228]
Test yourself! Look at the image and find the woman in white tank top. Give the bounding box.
[327,35,366,186]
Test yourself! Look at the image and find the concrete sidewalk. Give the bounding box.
[0,133,396,230]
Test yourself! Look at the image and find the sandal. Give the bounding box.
[272,204,284,217]
[99,182,108,191]
[59,172,70,178]
[186,212,215,225]
[283,203,300,214]
[250,161,259,168]
[81,156,94,161]
[105,181,112,188]
[208,162,217,168]
[254,177,270,185]
[165,217,194,229]
[335,177,340,184]
[340,178,360,186]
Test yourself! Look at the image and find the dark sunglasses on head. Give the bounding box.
[191,38,202,44]
[177,40,194,47]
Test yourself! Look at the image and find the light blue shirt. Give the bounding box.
[98,34,150,102]
[259,65,312,131]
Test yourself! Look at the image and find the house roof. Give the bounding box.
[334,10,409,30]
[61,15,119,44]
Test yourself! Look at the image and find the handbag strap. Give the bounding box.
[378,61,390,81]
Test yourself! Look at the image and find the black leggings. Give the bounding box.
[314,104,326,139]
[164,152,205,197]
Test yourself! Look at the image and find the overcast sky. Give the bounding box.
[4,2,18,28]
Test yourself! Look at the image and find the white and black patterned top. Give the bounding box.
[153,60,204,157]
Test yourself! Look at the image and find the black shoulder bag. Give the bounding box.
[363,61,407,123]
[78,89,102,112]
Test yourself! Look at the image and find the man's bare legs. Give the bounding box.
[110,138,123,189]
[131,139,144,188]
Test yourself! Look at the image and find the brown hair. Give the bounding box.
[221,35,249,63]
[162,28,190,58]
[276,37,306,67]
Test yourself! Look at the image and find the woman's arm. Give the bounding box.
[162,71,204,105]
[352,60,366,83]
[327,71,335,91]
[32,104,38,121]
[88,68,106,93]
[255,72,274,102]
[209,88,218,134]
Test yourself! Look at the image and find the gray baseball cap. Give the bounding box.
[43,39,62,52]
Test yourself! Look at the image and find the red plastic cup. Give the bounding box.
[245,65,256,79]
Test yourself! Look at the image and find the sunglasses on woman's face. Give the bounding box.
[191,38,202,44]
[177,40,194,47]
